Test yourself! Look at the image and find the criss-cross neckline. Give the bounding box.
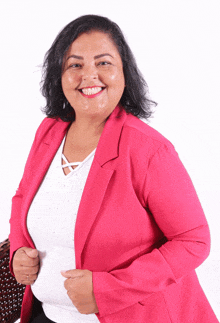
[61,154,81,172]
[60,148,96,177]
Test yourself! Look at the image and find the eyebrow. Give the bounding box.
[66,53,113,60]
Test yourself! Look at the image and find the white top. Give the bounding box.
[27,136,100,322]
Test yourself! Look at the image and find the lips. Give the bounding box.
[78,86,106,98]
[81,87,102,95]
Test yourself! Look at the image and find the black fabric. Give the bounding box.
[29,296,56,323]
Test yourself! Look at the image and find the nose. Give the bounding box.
[82,64,98,81]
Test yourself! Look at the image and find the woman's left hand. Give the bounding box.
[61,269,99,314]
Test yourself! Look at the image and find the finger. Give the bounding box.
[22,273,38,282]
[21,254,39,267]
[19,258,39,268]
[22,265,39,275]
[21,277,37,285]
[16,275,37,285]
[25,248,39,259]
[13,263,39,281]
[61,269,84,278]
[14,248,39,267]
[64,278,71,290]
[16,247,38,259]
[14,265,39,282]
[14,265,39,280]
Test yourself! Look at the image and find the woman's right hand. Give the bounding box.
[12,247,40,285]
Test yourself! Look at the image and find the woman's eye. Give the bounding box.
[69,64,81,68]
[98,61,110,66]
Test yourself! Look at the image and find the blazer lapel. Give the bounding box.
[74,106,128,268]
[74,163,114,269]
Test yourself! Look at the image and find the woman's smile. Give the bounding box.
[79,86,106,98]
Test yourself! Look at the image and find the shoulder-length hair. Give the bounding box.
[41,14,156,121]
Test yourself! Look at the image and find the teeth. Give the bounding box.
[81,87,102,95]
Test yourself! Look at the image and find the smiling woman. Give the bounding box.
[40,15,155,122]
[9,14,219,323]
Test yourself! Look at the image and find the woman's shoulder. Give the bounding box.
[121,114,181,172]
[124,113,174,150]
[34,117,70,142]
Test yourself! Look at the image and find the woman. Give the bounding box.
[9,14,219,323]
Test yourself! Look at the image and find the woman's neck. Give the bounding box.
[71,113,107,138]
[66,117,105,152]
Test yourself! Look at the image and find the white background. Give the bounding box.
[0,0,219,320]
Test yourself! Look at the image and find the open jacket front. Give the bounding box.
[9,106,218,323]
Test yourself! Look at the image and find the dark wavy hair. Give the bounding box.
[41,14,156,121]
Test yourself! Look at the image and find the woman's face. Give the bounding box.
[62,31,125,122]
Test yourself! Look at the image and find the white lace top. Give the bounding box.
[27,136,100,322]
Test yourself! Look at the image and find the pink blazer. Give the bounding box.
[9,106,219,323]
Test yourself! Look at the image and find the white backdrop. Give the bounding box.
[0,0,219,320]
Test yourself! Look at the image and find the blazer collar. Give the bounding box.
[44,105,128,167]
[94,105,128,167]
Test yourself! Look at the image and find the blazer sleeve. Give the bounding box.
[92,143,210,317]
